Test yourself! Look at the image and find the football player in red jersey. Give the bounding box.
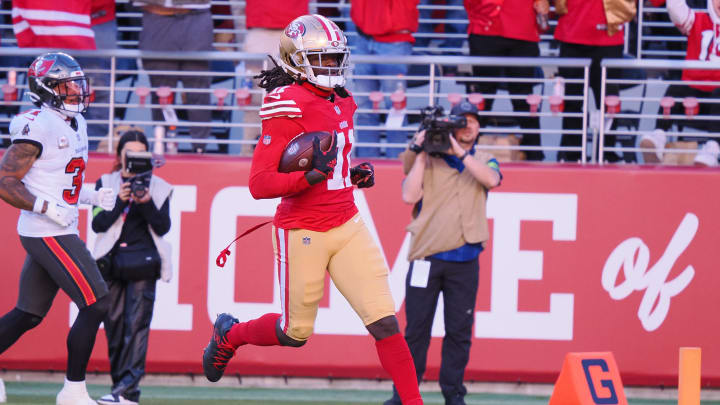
[201,14,423,405]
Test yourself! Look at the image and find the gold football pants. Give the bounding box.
[272,213,396,342]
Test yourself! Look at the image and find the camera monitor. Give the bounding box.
[125,151,153,174]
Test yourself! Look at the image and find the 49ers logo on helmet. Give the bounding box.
[29,59,55,77]
[285,21,306,38]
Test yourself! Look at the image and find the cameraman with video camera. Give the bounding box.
[91,130,173,405]
[386,101,501,405]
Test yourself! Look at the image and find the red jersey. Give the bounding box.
[554,0,625,46]
[682,12,720,92]
[351,0,419,43]
[246,0,309,29]
[12,0,96,49]
[249,82,358,232]
[91,0,115,26]
[466,0,540,42]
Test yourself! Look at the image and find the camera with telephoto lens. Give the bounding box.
[419,106,467,155]
[125,151,153,199]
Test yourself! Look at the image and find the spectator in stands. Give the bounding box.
[385,101,501,405]
[639,0,720,166]
[92,130,173,405]
[83,0,118,151]
[237,0,309,155]
[416,0,467,57]
[554,0,635,162]
[350,0,419,158]
[132,0,212,153]
[465,0,549,161]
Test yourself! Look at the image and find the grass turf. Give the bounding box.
[2,381,709,404]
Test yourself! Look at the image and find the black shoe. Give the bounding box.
[383,388,402,405]
[445,393,467,405]
[203,313,239,382]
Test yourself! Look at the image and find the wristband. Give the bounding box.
[33,197,45,213]
[409,143,423,154]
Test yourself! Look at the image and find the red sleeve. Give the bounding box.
[649,0,665,6]
[249,118,310,199]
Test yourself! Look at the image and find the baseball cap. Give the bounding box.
[450,100,480,122]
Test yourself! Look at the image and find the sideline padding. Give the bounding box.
[0,154,719,386]
[549,352,627,405]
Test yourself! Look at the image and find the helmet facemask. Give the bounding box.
[46,77,90,118]
[286,48,350,89]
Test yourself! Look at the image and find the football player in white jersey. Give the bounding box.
[0,52,117,405]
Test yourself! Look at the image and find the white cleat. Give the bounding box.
[56,380,97,405]
[0,377,6,403]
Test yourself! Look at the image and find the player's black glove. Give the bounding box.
[350,162,375,188]
[306,132,338,185]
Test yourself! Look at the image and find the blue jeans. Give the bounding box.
[351,36,412,158]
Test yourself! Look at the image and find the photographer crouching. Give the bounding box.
[386,101,501,405]
[91,130,173,405]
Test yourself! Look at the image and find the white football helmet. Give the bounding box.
[279,14,350,89]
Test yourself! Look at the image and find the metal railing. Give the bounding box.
[0,48,595,161]
[599,58,720,164]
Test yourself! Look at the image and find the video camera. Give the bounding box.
[125,151,155,199]
[419,106,467,155]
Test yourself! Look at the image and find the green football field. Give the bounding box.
[2,381,709,405]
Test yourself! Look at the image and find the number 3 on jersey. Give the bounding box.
[63,157,85,204]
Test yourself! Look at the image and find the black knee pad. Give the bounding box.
[9,308,43,332]
[275,319,306,348]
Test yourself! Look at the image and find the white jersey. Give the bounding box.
[9,107,89,237]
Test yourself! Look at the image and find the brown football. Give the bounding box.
[278,131,334,173]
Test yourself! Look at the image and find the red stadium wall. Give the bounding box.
[0,154,718,387]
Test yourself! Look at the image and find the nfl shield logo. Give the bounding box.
[302,236,311,245]
[334,106,341,115]
[262,135,271,145]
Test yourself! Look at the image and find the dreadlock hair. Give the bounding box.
[254,56,295,91]
[334,85,349,98]
[255,65,295,91]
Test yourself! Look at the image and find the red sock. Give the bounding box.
[375,333,423,405]
[227,313,281,348]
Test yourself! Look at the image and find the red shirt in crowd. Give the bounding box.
[246,0,309,29]
[682,13,720,91]
[12,0,96,49]
[465,0,540,42]
[249,82,358,232]
[351,0,419,43]
[91,0,115,26]
[553,0,625,46]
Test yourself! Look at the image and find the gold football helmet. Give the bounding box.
[279,14,350,89]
